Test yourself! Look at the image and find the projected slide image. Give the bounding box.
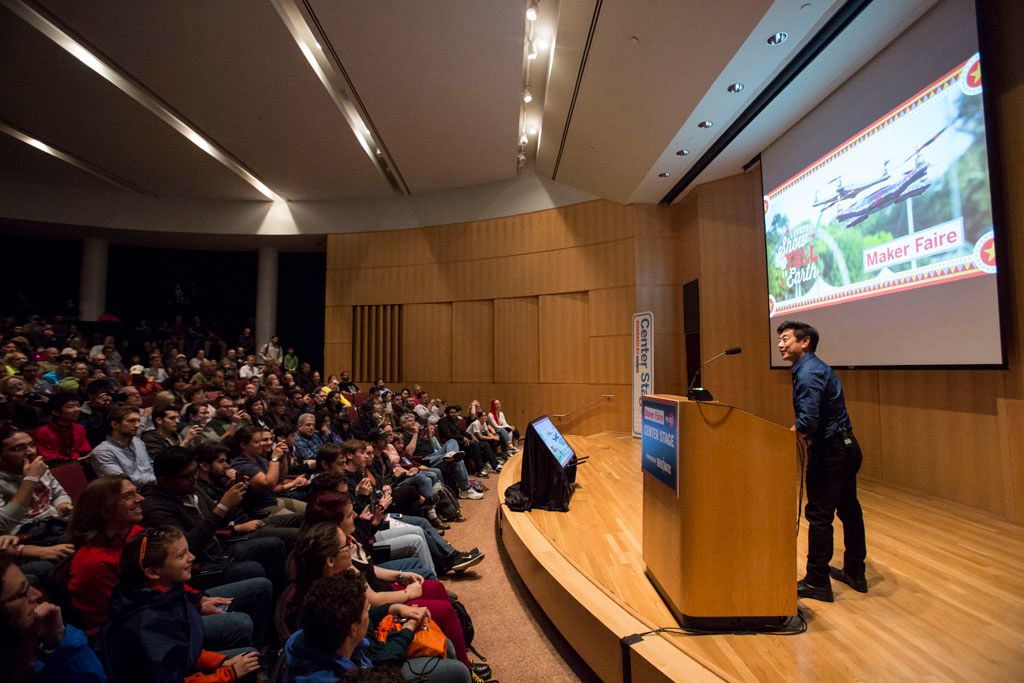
[764,53,995,318]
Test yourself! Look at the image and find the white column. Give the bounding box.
[255,246,279,349]
[78,237,109,321]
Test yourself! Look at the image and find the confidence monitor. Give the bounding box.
[761,0,1005,367]
[517,416,578,512]
[530,416,575,467]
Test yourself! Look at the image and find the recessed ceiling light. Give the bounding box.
[658,172,671,178]
[698,120,713,129]
[523,86,533,103]
[767,31,788,46]
[535,36,549,51]
[526,1,539,22]
[675,149,689,156]
[727,82,744,93]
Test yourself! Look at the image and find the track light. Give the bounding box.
[520,133,530,145]
[526,1,539,22]
[523,86,533,103]
[527,39,537,60]
[526,124,538,135]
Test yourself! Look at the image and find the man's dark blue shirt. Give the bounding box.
[790,352,852,440]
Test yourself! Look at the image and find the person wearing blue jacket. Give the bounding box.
[285,571,471,683]
[0,554,106,683]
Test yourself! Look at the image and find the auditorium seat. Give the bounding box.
[49,458,91,502]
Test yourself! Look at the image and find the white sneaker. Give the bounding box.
[459,488,484,500]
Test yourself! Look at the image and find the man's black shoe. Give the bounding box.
[450,550,485,572]
[471,663,492,680]
[829,566,868,593]
[796,578,834,602]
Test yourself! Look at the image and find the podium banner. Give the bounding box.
[641,395,678,493]
[631,312,654,438]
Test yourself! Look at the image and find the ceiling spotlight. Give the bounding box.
[523,86,533,103]
[536,36,549,51]
[727,82,744,93]
[767,31,788,45]
[527,124,538,135]
[526,1,539,22]
[675,149,690,156]
[520,133,529,145]
[658,172,671,178]
[698,120,713,129]
[527,39,537,60]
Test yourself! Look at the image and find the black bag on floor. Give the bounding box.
[433,482,462,521]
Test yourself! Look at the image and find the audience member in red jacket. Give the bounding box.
[66,475,144,635]
[31,393,92,462]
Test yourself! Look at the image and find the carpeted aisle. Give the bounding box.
[440,472,599,683]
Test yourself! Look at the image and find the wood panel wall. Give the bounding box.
[325,200,648,435]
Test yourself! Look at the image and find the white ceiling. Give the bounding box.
[0,0,944,228]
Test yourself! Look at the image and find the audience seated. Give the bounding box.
[89,405,155,486]
[0,425,75,584]
[142,446,288,592]
[0,314,502,681]
[98,526,261,682]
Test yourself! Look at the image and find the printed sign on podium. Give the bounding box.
[640,395,679,493]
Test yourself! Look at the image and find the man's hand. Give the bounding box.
[410,422,420,434]
[57,502,73,518]
[0,535,21,553]
[23,455,47,480]
[218,482,247,510]
[233,410,251,424]
[181,424,203,446]
[356,478,373,496]
[272,440,288,459]
[285,475,309,490]
[32,601,65,649]
[24,544,74,561]
[378,491,392,511]
[358,506,374,522]
[200,596,233,615]
[233,519,264,534]
[402,581,423,600]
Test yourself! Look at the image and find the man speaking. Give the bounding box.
[777,321,867,602]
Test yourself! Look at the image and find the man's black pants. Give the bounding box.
[805,432,867,586]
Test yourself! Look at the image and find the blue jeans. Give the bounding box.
[422,438,461,466]
[397,471,439,502]
[389,514,457,564]
[203,576,274,648]
[379,556,434,579]
[375,525,436,578]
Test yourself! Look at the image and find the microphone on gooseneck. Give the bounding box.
[686,346,743,402]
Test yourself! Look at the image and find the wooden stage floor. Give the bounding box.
[500,432,1024,681]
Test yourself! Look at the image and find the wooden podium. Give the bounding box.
[642,395,798,628]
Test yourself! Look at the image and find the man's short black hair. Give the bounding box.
[195,441,229,465]
[299,572,368,653]
[153,445,196,479]
[85,379,114,398]
[776,321,819,352]
[47,392,80,415]
[309,470,346,495]
[152,405,180,421]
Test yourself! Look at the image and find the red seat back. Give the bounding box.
[49,459,90,503]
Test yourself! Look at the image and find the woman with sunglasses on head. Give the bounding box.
[301,491,486,678]
[288,522,472,683]
[99,525,260,683]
